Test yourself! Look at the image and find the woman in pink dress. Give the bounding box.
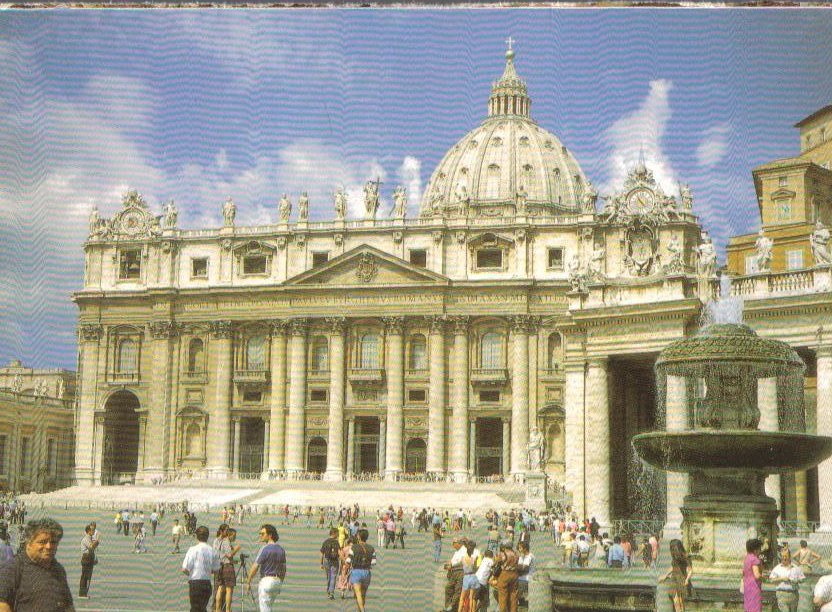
[743,538,764,612]
[336,537,353,599]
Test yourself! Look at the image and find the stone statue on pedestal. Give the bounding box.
[298,192,309,221]
[393,186,407,218]
[753,229,773,273]
[278,193,292,222]
[582,180,598,214]
[364,180,380,220]
[527,427,545,472]
[163,200,178,229]
[811,220,831,265]
[334,188,347,220]
[695,235,717,277]
[222,197,236,227]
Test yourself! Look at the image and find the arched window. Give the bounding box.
[187,338,204,373]
[311,336,328,372]
[481,332,503,369]
[522,164,536,192]
[185,423,201,457]
[547,333,562,369]
[246,334,266,370]
[117,339,138,373]
[408,334,427,370]
[485,164,501,199]
[360,333,380,369]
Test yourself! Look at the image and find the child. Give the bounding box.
[134,525,147,553]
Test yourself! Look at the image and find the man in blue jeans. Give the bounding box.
[320,528,341,600]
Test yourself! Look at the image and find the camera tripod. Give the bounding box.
[235,554,256,612]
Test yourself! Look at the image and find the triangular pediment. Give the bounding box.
[284,244,450,287]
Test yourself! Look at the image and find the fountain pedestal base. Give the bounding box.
[681,470,778,573]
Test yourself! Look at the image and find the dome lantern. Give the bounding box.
[488,38,531,119]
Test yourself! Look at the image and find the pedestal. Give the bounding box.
[525,471,547,511]
[681,470,778,574]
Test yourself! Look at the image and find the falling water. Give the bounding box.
[627,445,665,522]
[700,274,744,327]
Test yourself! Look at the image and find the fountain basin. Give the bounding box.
[632,430,832,473]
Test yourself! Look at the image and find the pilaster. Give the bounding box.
[75,323,102,485]
[585,357,610,526]
[143,320,177,482]
[207,320,233,477]
[564,361,587,519]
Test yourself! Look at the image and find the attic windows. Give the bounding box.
[243,255,267,275]
[779,176,788,187]
[235,241,275,277]
[312,252,329,268]
[476,248,503,269]
[409,249,427,268]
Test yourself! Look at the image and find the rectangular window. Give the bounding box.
[242,391,262,403]
[118,250,142,279]
[47,439,57,476]
[409,249,427,268]
[19,437,30,477]
[547,247,564,270]
[312,252,329,268]
[779,176,788,187]
[191,257,208,278]
[479,390,500,403]
[476,248,503,269]
[787,249,804,270]
[407,389,426,403]
[0,434,6,474]
[777,199,792,220]
[243,255,267,275]
[310,389,328,402]
[745,254,758,275]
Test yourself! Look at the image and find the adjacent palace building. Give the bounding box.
[72,48,832,527]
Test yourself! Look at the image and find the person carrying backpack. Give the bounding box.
[320,528,341,600]
[346,529,376,612]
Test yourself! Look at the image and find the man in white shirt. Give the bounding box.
[182,525,219,612]
[770,548,805,612]
[476,549,495,609]
[171,519,184,554]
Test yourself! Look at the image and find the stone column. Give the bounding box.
[75,324,102,485]
[818,345,832,527]
[666,374,689,533]
[378,417,387,476]
[469,418,477,479]
[262,418,270,475]
[510,316,531,479]
[207,321,233,477]
[232,417,241,475]
[502,418,511,477]
[450,316,470,483]
[137,415,147,473]
[383,316,405,479]
[346,417,356,476]
[285,319,308,475]
[758,377,781,508]
[325,318,347,481]
[585,358,610,526]
[267,321,288,475]
[427,316,446,475]
[144,320,176,481]
[564,361,586,519]
[92,414,105,483]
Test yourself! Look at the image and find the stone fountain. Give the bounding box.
[632,323,832,574]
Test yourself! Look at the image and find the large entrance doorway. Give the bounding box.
[475,417,503,477]
[404,438,427,473]
[609,356,664,521]
[307,437,327,473]
[102,390,140,485]
[239,417,265,474]
[354,417,379,474]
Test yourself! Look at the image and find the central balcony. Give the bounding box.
[348,368,385,387]
[233,369,270,385]
[470,368,508,387]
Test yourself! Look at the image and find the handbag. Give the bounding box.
[491,561,502,579]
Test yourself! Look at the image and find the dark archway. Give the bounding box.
[102,390,140,484]
[306,437,327,474]
[405,438,427,473]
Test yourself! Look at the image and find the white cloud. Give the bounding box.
[696,123,731,168]
[397,156,422,216]
[604,79,676,193]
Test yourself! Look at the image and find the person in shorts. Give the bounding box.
[215,528,240,612]
[346,528,376,612]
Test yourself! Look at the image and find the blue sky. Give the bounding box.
[1,9,831,369]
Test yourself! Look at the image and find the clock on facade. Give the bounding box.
[626,188,655,215]
[120,211,145,236]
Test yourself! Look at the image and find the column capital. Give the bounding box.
[79,324,103,342]
[447,315,470,335]
[563,360,587,374]
[509,314,539,334]
[816,343,832,360]
[501,416,511,424]
[347,416,356,424]
[586,356,609,369]
[232,415,241,423]
[269,319,289,335]
[382,316,405,335]
[426,315,447,335]
[289,318,308,336]
[469,416,478,424]
[209,320,234,339]
[379,415,387,424]
[325,317,348,335]
[148,320,179,339]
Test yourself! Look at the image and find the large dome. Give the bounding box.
[420,48,589,217]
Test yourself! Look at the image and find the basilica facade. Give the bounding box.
[73,49,832,527]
